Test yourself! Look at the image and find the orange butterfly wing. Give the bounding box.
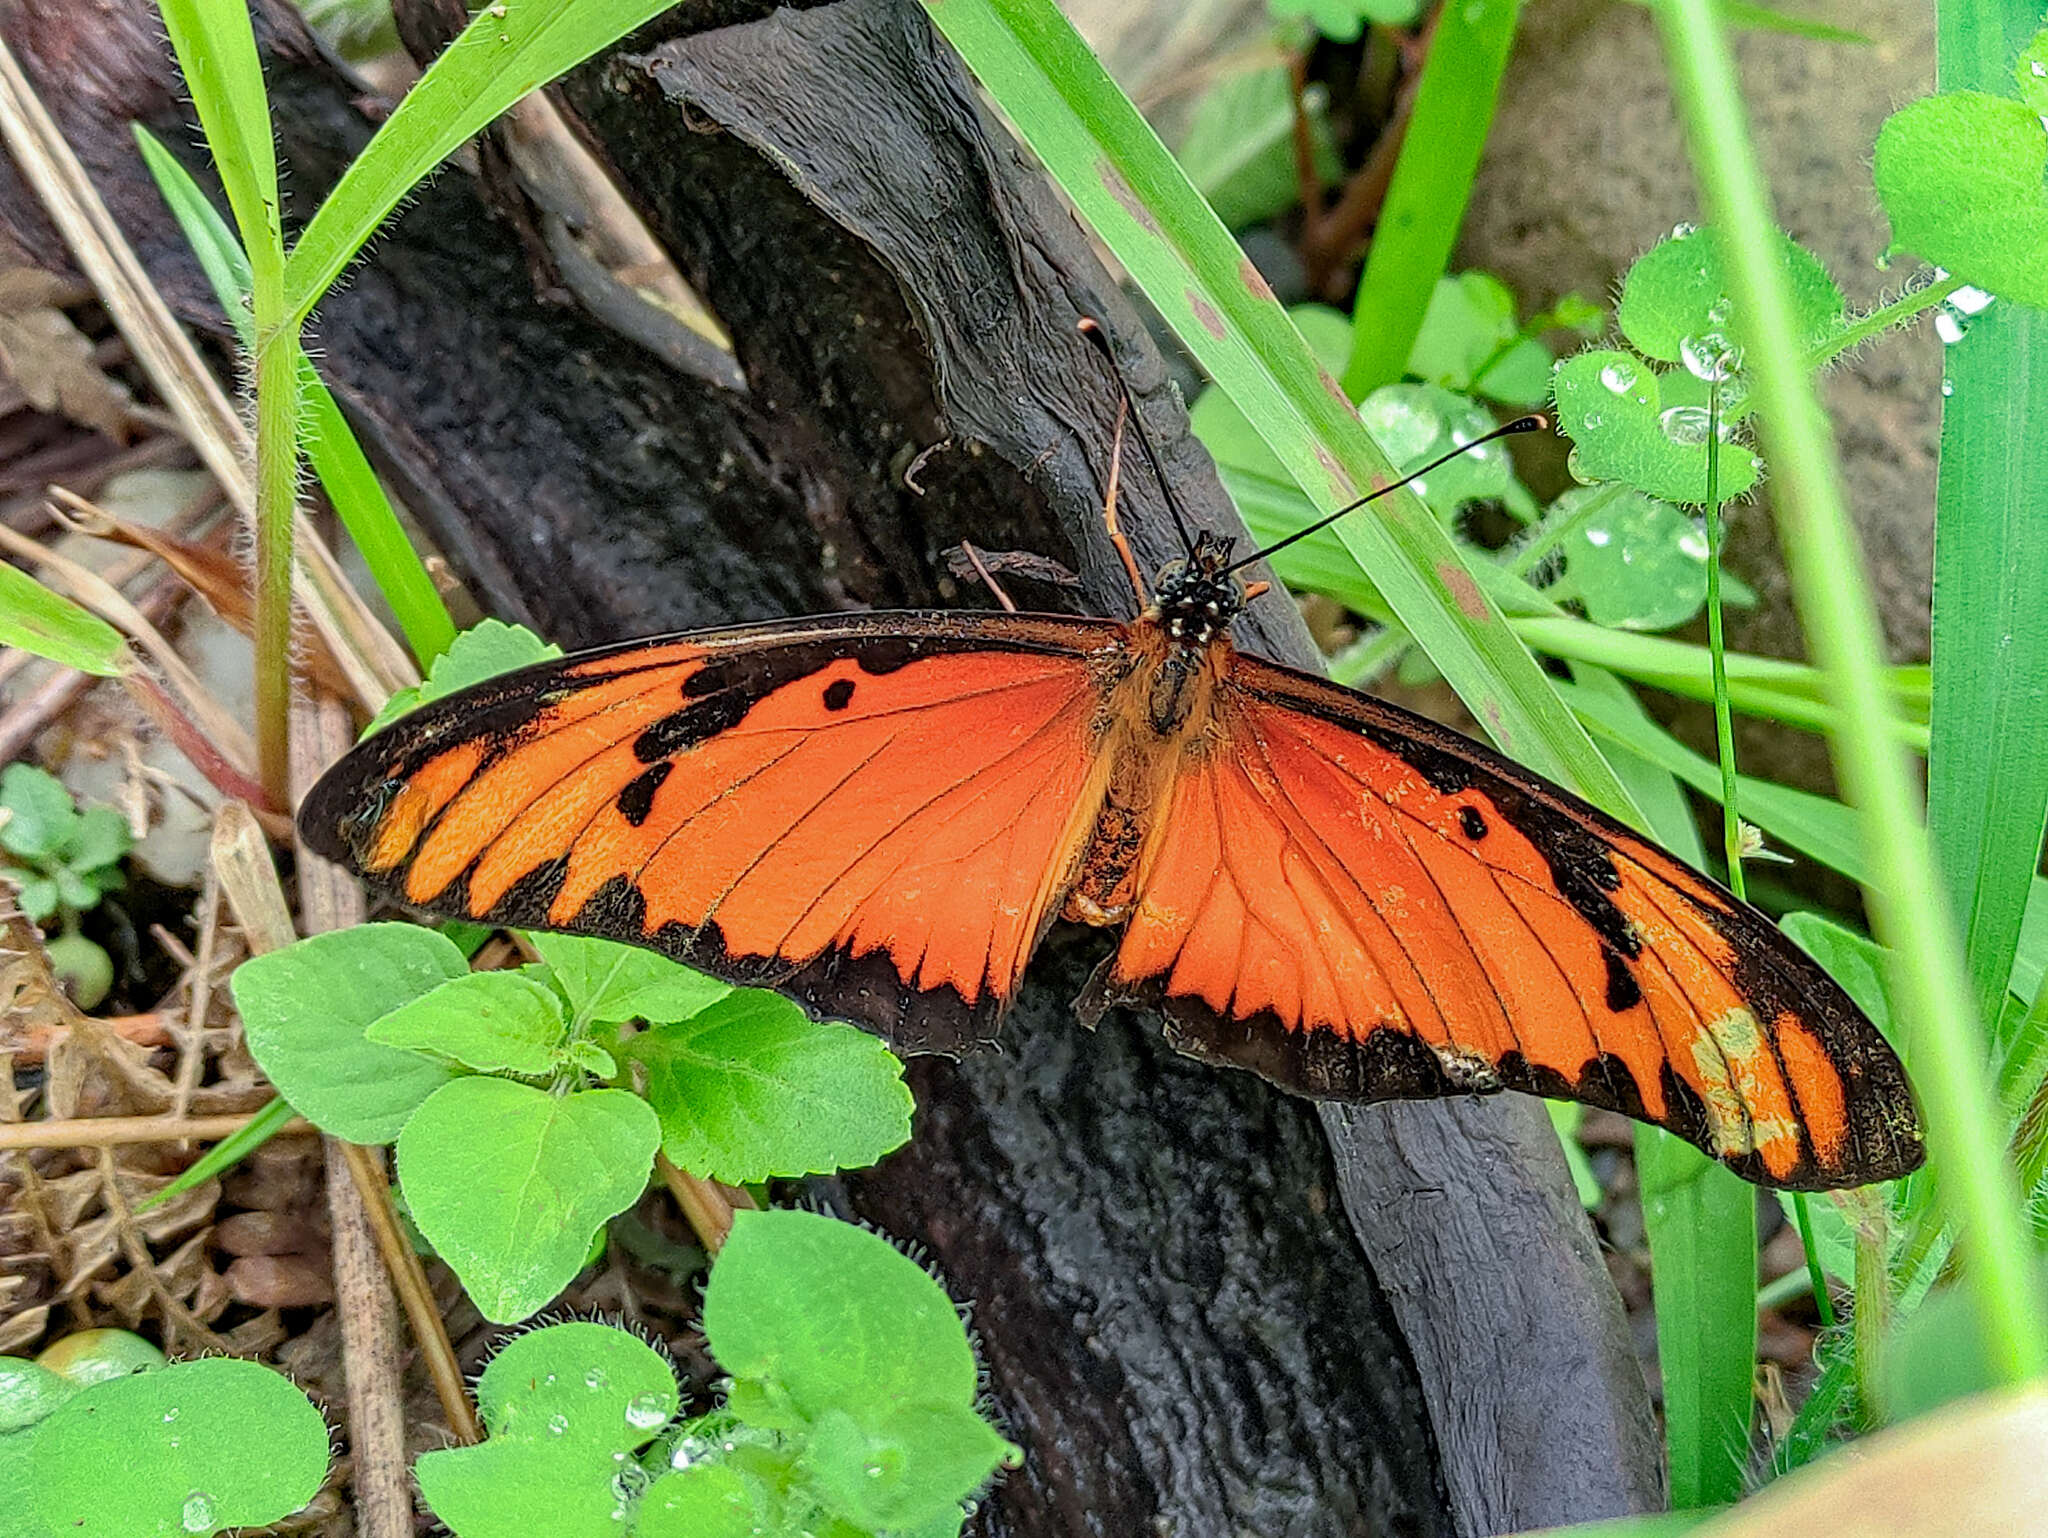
[299,614,1118,1052]
[1091,648,1921,1190]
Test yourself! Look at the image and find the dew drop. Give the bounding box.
[1583,412,1605,430]
[1678,528,1710,561]
[181,1491,216,1534]
[1941,377,1955,397]
[1950,284,1995,317]
[1598,360,1639,395]
[1409,476,1429,501]
[585,1368,609,1391]
[624,1392,670,1431]
[1679,332,1742,383]
[547,1413,571,1437]
[1584,527,1613,548]
[1706,297,1733,326]
[162,1408,180,1423]
[2032,59,2046,77]
[1659,405,1711,445]
[1669,220,1700,241]
[1935,309,1968,345]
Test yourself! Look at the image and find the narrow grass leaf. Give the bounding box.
[283,0,680,323]
[1342,0,1524,395]
[152,0,282,279]
[134,125,457,664]
[925,0,1640,817]
[0,561,127,676]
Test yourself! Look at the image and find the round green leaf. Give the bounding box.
[1551,350,1759,505]
[396,1079,659,1322]
[474,1321,678,1450]
[1357,383,1519,521]
[703,1210,978,1426]
[365,971,568,1076]
[1617,224,1843,360]
[0,764,78,861]
[635,1464,776,1538]
[30,1358,328,1536]
[416,1434,623,1538]
[1557,488,1713,631]
[232,924,464,1143]
[806,1402,1014,1532]
[626,990,912,1184]
[0,1359,77,1434]
[1874,91,2048,307]
[35,1327,165,1388]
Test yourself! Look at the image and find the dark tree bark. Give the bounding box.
[0,0,1663,1532]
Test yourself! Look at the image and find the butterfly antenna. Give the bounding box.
[1076,317,1201,562]
[1221,413,1549,577]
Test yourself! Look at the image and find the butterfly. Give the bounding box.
[299,342,1922,1192]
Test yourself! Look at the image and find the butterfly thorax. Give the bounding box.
[1150,528,1245,650]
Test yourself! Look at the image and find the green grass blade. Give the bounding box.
[152,0,283,292]
[1656,0,2047,1384]
[0,562,130,676]
[1341,0,1524,395]
[1573,668,1759,1504]
[283,0,678,325]
[135,126,456,665]
[922,0,1643,824]
[133,1096,296,1213]
[1925,9,2048,1031]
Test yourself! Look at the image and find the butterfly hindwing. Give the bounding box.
[1093,650,1921,1190]
[300,613,1119,1053]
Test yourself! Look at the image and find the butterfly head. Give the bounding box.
[1152,528,1245,649]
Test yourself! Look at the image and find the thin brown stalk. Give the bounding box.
[0,1110,311,1151]
[655,1153,756,1253]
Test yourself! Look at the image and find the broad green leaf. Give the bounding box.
[1175,65,1340,231]
[0,563,128,678]
[806,1402,1010,1532]
[1617,224,1843,361]
[0,1360,76,1434]
[366,971,568,1076]
[625,991,913,1183]
[133,124,457,665]
[704,1209,980,1427]
[396,1078,658,1321]
[33,1328,165,1387]
[30,1358,327,1536]
[366,618,561,735]
[0,765,78,861]
[0,1432,34,1536]
[635,1464,775,1538]
[1557,488,1716,631]
[530,933,728,1027]
[416,1437,617,1538]
[1552,351,1759,505]
[231,924,462,1142]
[284,0,683,323]
[1873,90,2048,307]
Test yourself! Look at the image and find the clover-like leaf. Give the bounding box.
[625,990,912,1184]
[29,1357,328,1536]
[530,933,728,1027]
[396,1078,659,1321]
[0,764,78,862]
[65,806,131,877]
[1617,223,1843,361]
[414,1321,679,1538]
[1408,271,1552,406]
[1555,487,1715,631]
[366,970,569,1076]
[233,924,463,1143]
[1551,350,1759,505]
[1874,89,2048,307]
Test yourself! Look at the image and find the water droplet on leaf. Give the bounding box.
[1679,332,1742,383]
[1659,405,1711,445]
[181,1492,216,1534]
[624,1392,669,1431]
[547,1413,571,1436]
[1598,360,1639,395]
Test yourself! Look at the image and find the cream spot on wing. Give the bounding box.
[1690,1006,1797,1160]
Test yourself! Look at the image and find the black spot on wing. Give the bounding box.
[823,678,855,711]
[1603,947,1643,1013]
[617,762,672,827]
[1458,805,1488,840]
